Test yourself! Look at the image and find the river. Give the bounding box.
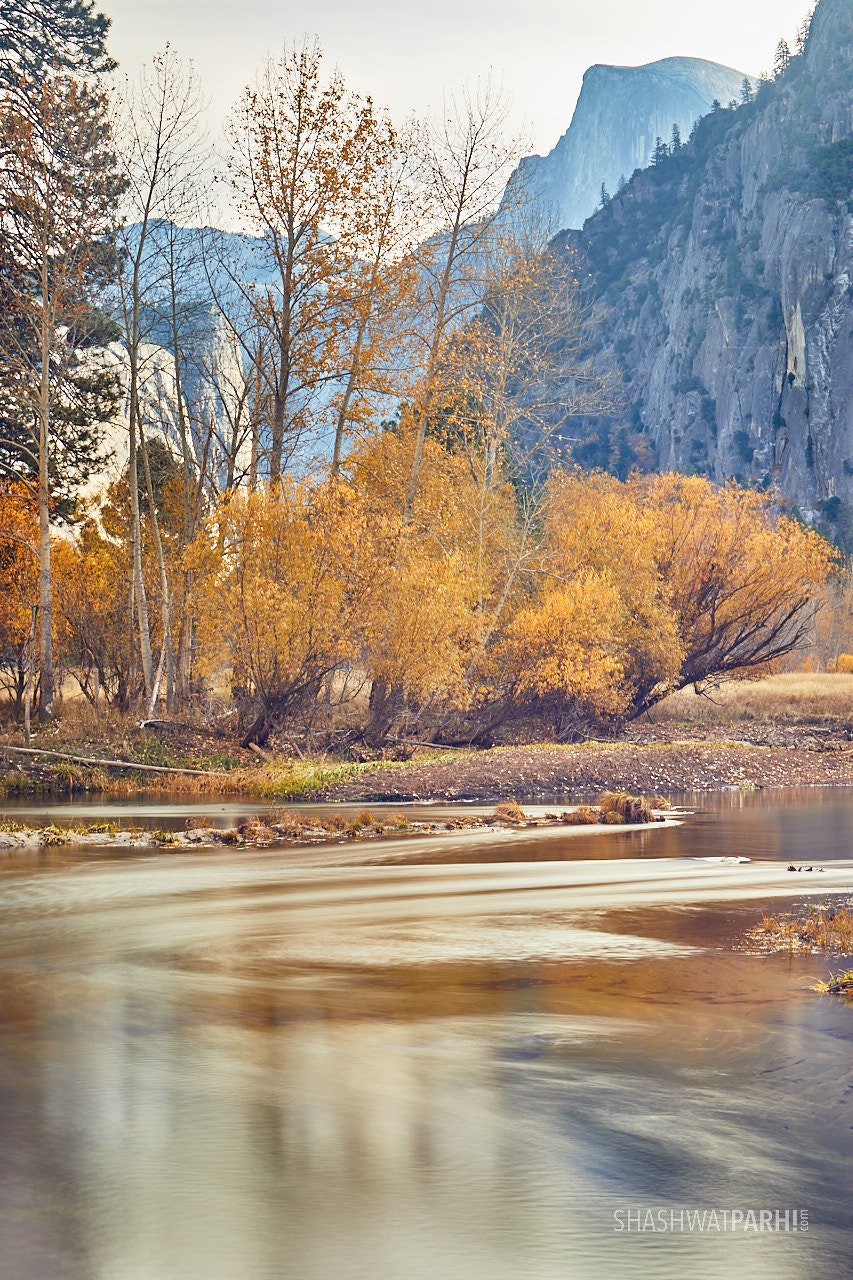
[0,789,851,1280]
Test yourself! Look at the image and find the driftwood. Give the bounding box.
[0,745,219,776]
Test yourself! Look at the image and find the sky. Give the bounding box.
[105,0,813,158]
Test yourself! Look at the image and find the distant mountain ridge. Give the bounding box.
[512,56,752,230]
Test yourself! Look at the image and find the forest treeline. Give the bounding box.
[0,2,842,747]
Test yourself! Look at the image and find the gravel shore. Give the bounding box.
[321,734,853,802]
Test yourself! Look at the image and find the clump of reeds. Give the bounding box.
[597,791,656,824]
[750,903,853,953]
[493,799,526,824]
[152,828,179,845]
[560,806,601,825]
[238,818,276,842]
[811,969,853,995]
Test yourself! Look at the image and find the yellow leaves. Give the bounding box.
[533,469,837,714]
[634,473,836,657]
[0,486,38,649]
[190,480,371,697]
[366,542,477,702]
[498,573,628,719]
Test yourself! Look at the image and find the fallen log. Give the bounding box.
[0,745,219,776]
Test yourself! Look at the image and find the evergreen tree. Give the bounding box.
[711,98,722,113]
[0,0,114,86]
[795,11,814,55]
[740,76,754,105]
[600,181,611,208]
[670,122,681,151]
[616,173,627,196]
[774,38,791,79]
[651,136,669,166]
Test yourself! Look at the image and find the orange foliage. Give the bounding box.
[524,471,835,722]
[0,486,39,714]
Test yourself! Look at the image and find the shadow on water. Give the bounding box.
[0,789,851,1279]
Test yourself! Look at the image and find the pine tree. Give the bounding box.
[670,122,681,151]
[616,173,627,196]
[0,0,114,86]
[600,182,611,208]
[651,136,669,166]
[740,77,754,105]
[796,10,814,55]
[774,38,791,79]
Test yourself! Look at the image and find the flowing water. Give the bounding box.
[1,789,852,1280]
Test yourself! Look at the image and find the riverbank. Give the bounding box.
[5,727,853,802]
[317,736,853,801]
[3,669,853,800]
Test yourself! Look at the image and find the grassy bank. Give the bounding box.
[0,736,469,801]
[645,671,853,726]
[2,671,853,802]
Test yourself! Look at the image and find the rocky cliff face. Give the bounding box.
[562,0,853,528]
[514,57,750,231]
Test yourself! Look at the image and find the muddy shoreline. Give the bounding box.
[318,738,853,802]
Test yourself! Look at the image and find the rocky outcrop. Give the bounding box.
[513,57,750,231]
[562,0,853,524]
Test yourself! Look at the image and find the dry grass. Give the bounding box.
[545,793,663,827]
[560,806,602,826]
[598,791,656,824]
[493,794,661,829]
[493,799,527,824]
[646,672,853,725]
[746,902,853,954]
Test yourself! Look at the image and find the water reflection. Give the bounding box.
[0,792,851,1279]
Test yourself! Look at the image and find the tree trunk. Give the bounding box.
[128,380,154,699]
[37,298,53,719]
[138,422,172,717]
[365,678,403,746]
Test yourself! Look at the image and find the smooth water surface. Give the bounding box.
[1,790,852,1280]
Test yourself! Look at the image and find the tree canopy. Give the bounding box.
[0,0,114,86]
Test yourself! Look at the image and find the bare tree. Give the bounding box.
[224,39,399,480]
[113,46,209,711]
[402,77,523,523]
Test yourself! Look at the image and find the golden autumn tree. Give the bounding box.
[0,483,39,717]
[224,39,411,480]
[494,470,837,736]
[328,117,423,474]
[187,479,384,744]
[343,428,485,743]
[541,471,686,722]
[51,451,187,713]
[492,574,629,729]
[52,523,135,711]
[634,474,836,710]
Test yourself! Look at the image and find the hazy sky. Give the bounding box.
[105,0,812,156]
